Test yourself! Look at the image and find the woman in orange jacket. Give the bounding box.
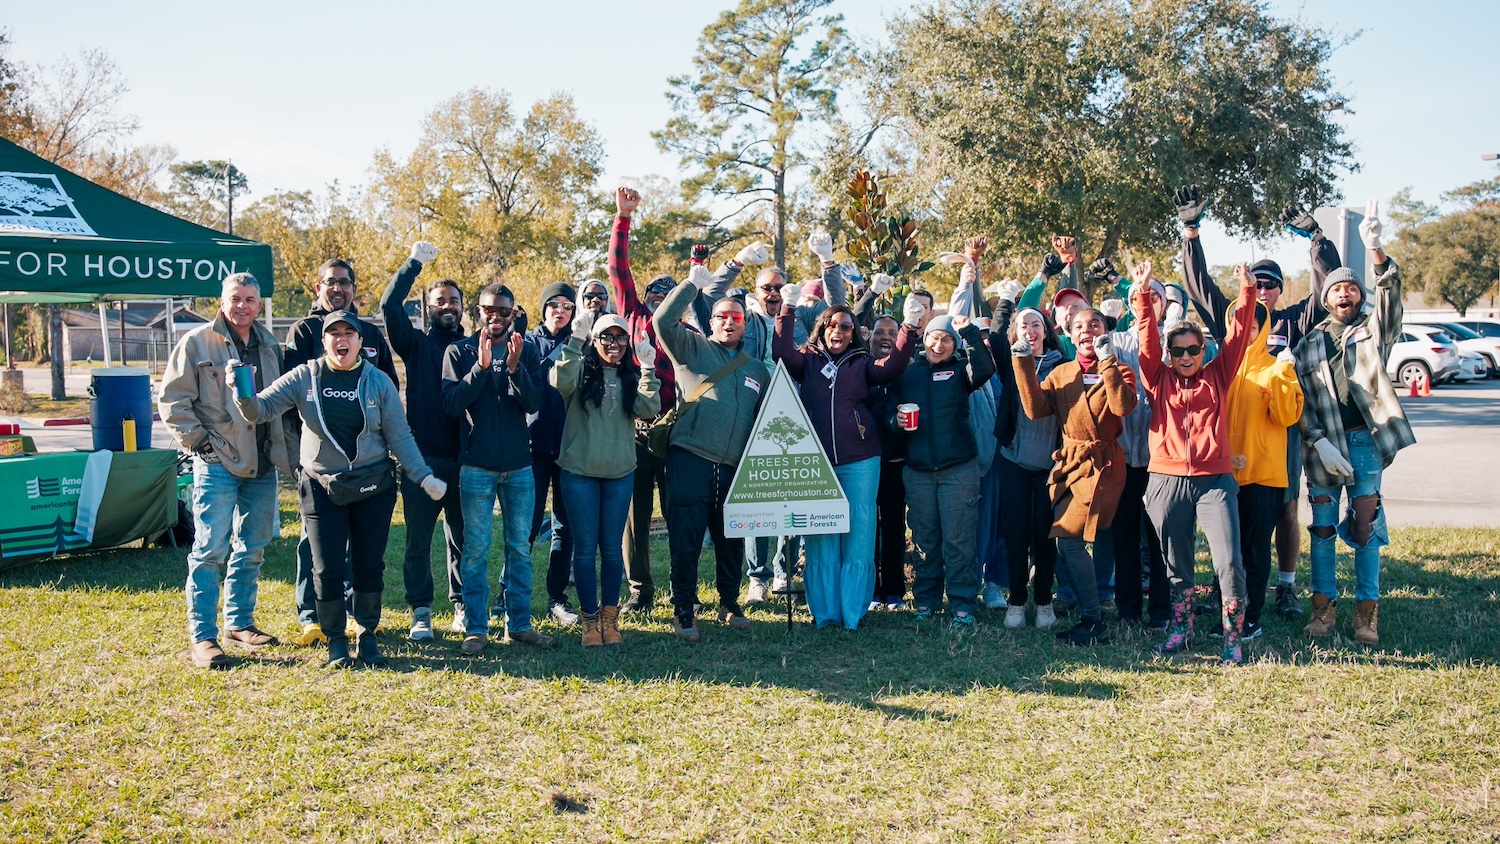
[1225,300,1304,640]
[1136,264,1257,664]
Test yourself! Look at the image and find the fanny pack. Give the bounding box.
[323,461,396,506]
[643,353,752,459]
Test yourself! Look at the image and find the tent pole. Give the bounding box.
[98,303,112,367]
[165,298,176,352]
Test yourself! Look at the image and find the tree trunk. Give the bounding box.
[49,304,65,399]
[773,169,787,271]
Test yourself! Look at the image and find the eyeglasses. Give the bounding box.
[712,312,745,323]
[479,306,515,319]
[583,292,608,301]
[758,284,784,293]
[596,333,628,347]
[1168,344,1204,358]
[1254,280,1283,291]
[546,300,576,311]
[321,278,354,290]
[827,321,855,332]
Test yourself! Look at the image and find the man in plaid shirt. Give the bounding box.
[1293,201,1414,647]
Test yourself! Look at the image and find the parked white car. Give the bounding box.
[1410,321,1500,379]
[1456,349,1489,381]
[1388,324,1461,388]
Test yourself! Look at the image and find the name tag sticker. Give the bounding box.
[1267,334,1288,347]
[363,346,378,359]
[932,370,954,382]
[1348,327,1369,345]
[744,377,761,393]
[305,389,315,401]
[1082,373,1102,385]
[820,362,837,380]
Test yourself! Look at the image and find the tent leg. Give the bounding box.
[98,303,112,368]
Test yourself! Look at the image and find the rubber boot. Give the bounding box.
[1154,587,1198,654]
[353,591,386,668]
[1220,598,1246,665]
[600,605,623,646]
[581,610,603,649]
[1353,600,1379,645]
[317,600,354,668]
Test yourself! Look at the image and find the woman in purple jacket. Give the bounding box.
[774,301,918,629]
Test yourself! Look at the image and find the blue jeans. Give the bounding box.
[1308,429,1389,602]
[560,470,633,614]
[458,465,536,635]
[805,457,880,629]
[185,458,278,642]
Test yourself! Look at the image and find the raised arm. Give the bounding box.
[551,335,586,399]
[1211,265,1260,380]
[380,242,436,360]
[607,187,645,317]
[652,279,710,369]
[772,305,807,379]
[868,324,918,385]
[957,323,996,389]
[1012,353,1055,420]
[1135,286,1165,390]
[235,364,306,425]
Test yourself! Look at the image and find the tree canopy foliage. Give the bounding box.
[1389,180,1500,316]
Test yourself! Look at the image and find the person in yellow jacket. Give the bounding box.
[1225,301,1304,639]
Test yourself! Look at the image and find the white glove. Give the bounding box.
[807,232,834,262]
[634,333,657,369]
[1312,437,1354,480]
[937,251,975,268]
[421,475,448,501]
[1276,348,1296,366]
[735,242,770,266]
[1092,333,1113,362]
[973,316,992,331]
[688,263,714,291]
[997,280,1024,304]
[870,273,895,295]
[572,308,597,338]
[1011,337,1033,356]
[901,295,926,327]
[1359,199,1382,251]
[1100,299,1125,320]
[1165,301,1185,325]
[410,240,438,264]
[781,283,802,306]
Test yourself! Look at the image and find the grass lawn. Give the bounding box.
[2,496,1498,841]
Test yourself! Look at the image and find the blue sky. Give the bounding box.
[7,0,1499,271]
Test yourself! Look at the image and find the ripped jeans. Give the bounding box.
[1307,429,1389,602]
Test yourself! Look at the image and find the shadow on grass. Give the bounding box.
[4,527,1499,708]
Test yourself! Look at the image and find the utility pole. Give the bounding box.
[225,159,234,235]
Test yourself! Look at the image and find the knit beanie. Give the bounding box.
[1322,267,1370,307]
[539,281,576,311]
[924,314,959,342]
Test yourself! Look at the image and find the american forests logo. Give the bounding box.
[26,474,83,509]
[0,173,97,236]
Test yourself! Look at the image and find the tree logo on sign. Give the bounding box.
[760,414,808,454]
[0,172,97,235]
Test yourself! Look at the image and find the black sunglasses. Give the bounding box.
[1168,344,1204,358]
[1254,280,1283,291]
[480,306,515,319]
[583,291,608,301]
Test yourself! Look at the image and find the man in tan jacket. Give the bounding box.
[159,273,297,669]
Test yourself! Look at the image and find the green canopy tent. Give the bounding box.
[0,137,272,299]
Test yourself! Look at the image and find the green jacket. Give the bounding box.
[653,280,771,466]
[551,336,661,479]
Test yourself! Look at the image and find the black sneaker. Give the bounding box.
[1275,584,1304,619]
[1241,619,1263,640]
[1058,617,1109,646]
[1146,617,1170,632]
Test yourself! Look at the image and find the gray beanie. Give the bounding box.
[924,314,959,342]
[1322,267,1370,308]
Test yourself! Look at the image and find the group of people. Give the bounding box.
[161,184,1412,669]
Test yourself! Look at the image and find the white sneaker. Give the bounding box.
[746,579,770,605]
[549,602,580,627]
[868,600,884,612]
[451,605,468,635]
[1035,604,1057,629]
[1004,604,1027,629]
[409,607,434,641]
[983,582,1007,609]
[771,576,789,595]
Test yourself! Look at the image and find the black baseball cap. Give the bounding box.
[322,310,363,333]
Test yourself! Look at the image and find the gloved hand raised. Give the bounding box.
[1100,298,1125,320]
[1312,437,1354,479]
[633,332,657,370]
[807,232,835,262]
[1281,207,1320,239]
[901,295,927,327]
[421,475,448,501]
[1359,200,1383,251]
[996,280,1024,304]
[870,273,895,295]
[781,283,803,308]
[1173,185,1209,228]
[735,242,770,266]
[410,241,438,265]
[572,290,598,337]
[1092,333,1114,362]
[690,244,710,265]
[1088,258,1118,286]
[688,263,715,291]
[1040,253,1065,278]
[1011,336,1033,357]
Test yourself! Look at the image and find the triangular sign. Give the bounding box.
[723,360,849,537]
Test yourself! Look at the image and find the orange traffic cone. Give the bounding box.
[1422,375,1432,397]
[1409,377,1420,398]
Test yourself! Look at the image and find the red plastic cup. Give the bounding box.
[897,402,920,431]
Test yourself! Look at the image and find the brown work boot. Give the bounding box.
[600,605,623,646]
[1353,600,1379,645]
[580,610,603,649]
[224,626,279,649]
[190,639,231,670]
[1304,594,1337,637]
[505,627,556,649]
